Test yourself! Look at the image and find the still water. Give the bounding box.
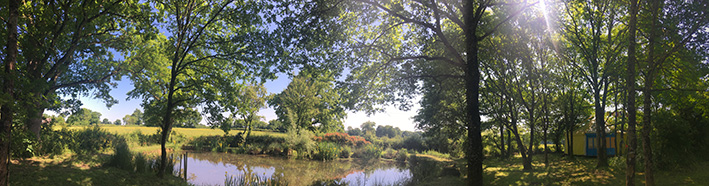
[172,152,415,186]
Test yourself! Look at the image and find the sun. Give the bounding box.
[538,0,553,32]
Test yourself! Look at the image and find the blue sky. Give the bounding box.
[69,73,420,131]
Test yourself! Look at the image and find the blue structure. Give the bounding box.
[584,132,617,156]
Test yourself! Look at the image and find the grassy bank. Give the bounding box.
[10,152,188,186]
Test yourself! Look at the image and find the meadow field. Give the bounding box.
[65,124,287,138]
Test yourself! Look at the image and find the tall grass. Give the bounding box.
[224,172,288,186]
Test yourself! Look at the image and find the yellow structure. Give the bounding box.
[565,131,626,156]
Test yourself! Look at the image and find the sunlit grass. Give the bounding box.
[64,124,287,138]
[480,153,709,185]
[10,153,189,186]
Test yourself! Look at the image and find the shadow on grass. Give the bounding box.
[10,155,187,186]
[483,154,622,186]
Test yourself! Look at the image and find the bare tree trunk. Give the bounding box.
[0,0,19,184]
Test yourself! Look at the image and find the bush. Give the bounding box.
[352,144,381,160]
[403,134,426,152]
[314,132,371,147]
[315,142,341,161]
[382,147,396,159]
[125,130,160,146]
[396,149,408,162]
[69,126,115,155]
[609,156,625,169]
[11,128,37,159]
[38,128,72,156]
[135,153,148,173]
[108,138,133,171]
[339,146,351,158]
[285,130,316,159]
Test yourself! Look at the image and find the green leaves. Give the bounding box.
[269,68,345,134]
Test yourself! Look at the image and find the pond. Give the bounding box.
[170,152,452,186]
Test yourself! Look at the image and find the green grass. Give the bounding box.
[480,153,709,185]
[10,153,188,186]
[64,124,286,138]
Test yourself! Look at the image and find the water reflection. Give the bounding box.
[173,152,415,186]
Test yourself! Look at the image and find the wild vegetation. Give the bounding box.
[2,0,708,185]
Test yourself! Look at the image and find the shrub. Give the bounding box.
[382,147,396,159]
[352,144,381,160]
[315,142,341,161]
[11,128,37,159]
[108,138,133,171]
[125,130,160,146]
[396,149,408,162]
[339,146,351,158]
[609,156,625,169]
[38,128,72,156]
[135,153,148,173]
[403,134,426,152]
[315,132,371,147]
[69,126,115,155]
[285,130,316,159]
[347,135,371,147]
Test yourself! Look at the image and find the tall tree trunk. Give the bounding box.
[1,0,19,184]
[507,129,512,158]
[158,60,179,178]
[463,0,483,184]
[625,1,639,185]
[641,0,660,185]
[528,111,535,157]
[512,123,533,171]
[641,69,656,186]
[543,98,549,167]
[500,124,505,157]
[595,91,609,167]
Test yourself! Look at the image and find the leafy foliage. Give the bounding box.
[269,68,345,133]
[66,108,102,126]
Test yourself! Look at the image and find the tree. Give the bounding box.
[66,108,102,126]
[0,0,19,183]
[360,121,376,136]
[346,126,362,136]
[114,119,122,125]
[211,83,268,141]
[635,0,709,184]
[335,0,536,183]
[4,0,149,140]
[267,119,286,132]
[236,84,268,142]
[102,118,111,124]
[173,108,201,128]
[561,0,625,167]
[375,125,401,138]
[122,109,144,125]
[625,0,639,184]
[127,0,282,178]
[269,68,345,134]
